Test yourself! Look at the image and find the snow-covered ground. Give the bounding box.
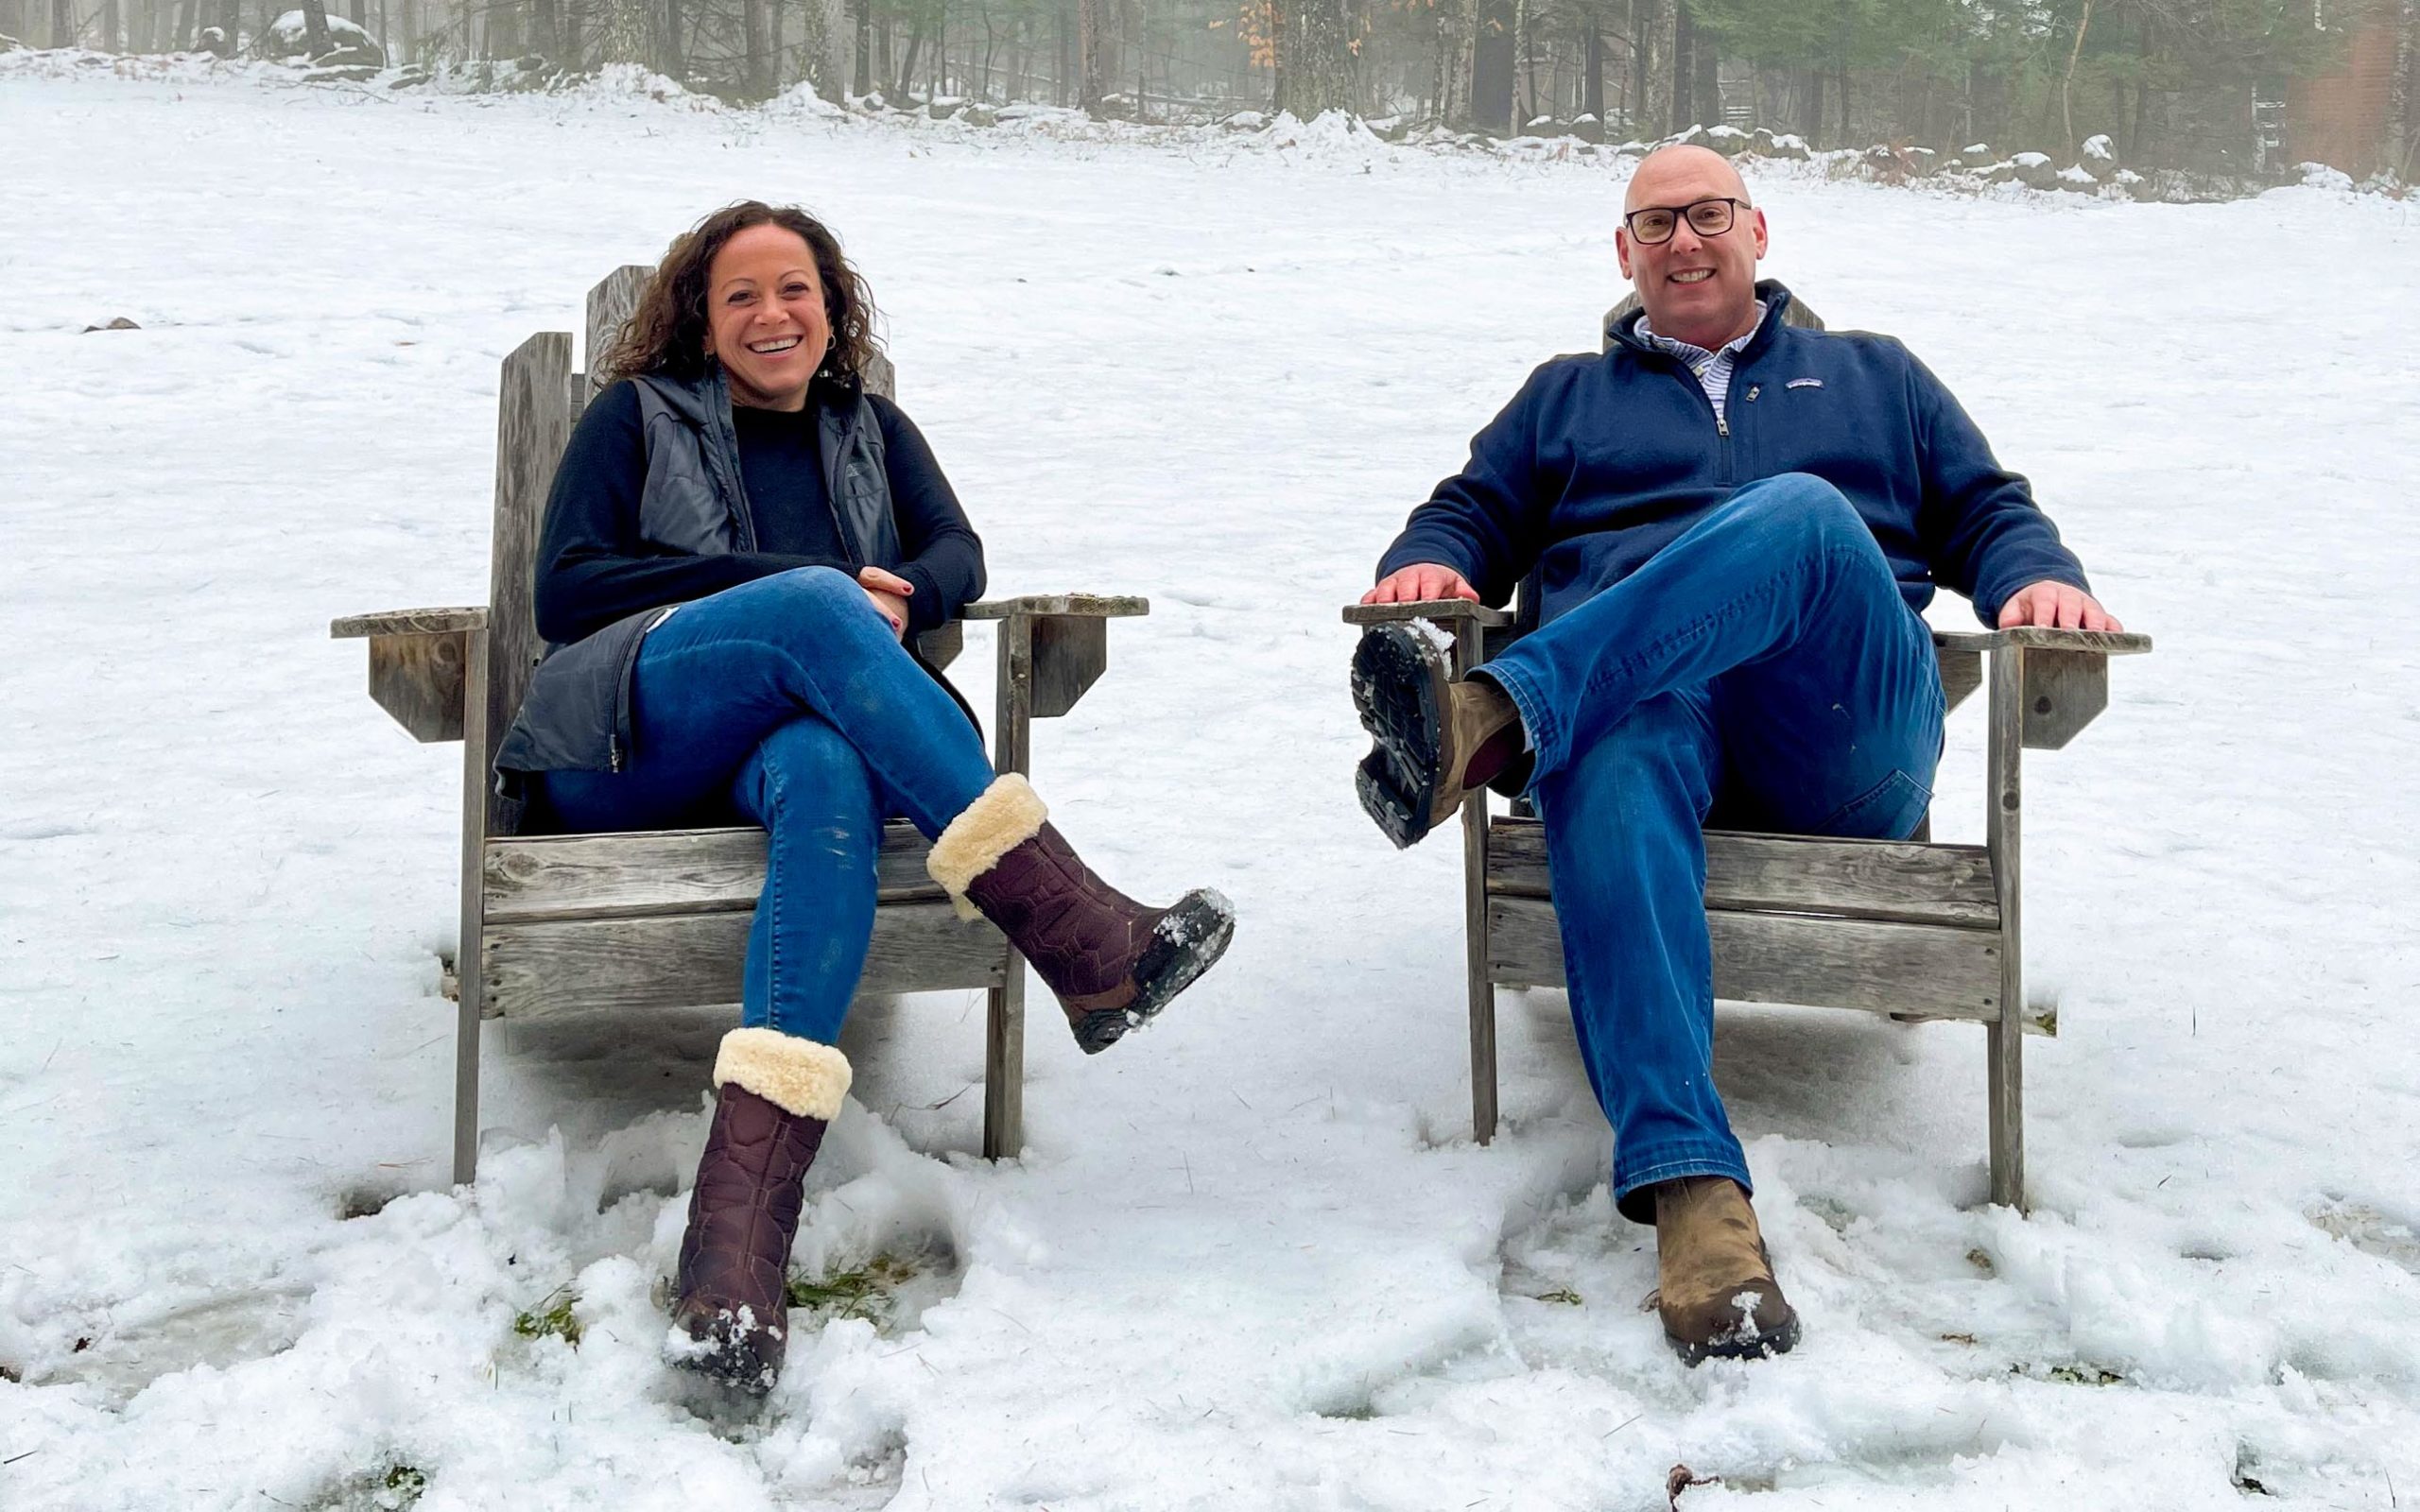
[4,63,2418,1511]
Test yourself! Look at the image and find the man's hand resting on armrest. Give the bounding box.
[1997,580,2124,633]
[1362,564,1480,605]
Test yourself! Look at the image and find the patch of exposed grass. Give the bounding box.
[2016,1361,2122,1386]
[373,1464,426,1509]
[786,1254,920,1328]
[511,1287,582,1349]
[1532,1287,1585,1306]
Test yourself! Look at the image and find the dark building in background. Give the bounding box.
[2288,0,2417,178]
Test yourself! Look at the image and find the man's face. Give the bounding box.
[1616,146,1769,347]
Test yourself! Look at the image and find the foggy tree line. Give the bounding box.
[7,0,2412,174]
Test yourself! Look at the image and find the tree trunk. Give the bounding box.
[893,18,920,98]
[1075,0,1103,111]
[101,0,119,48]
[1277,0,1355,116]
[298,0,333,54]
[850,0,868,92]
[1582,20,1602,121]
[1802,66,1822,143]
[1668,0,1692,131]
[1471,0,1513,131]
[489,0,521,59]
[2394,0,2418,180]
[2061,0,2093,151]
[51,0,72,45]
[1510,0,1529,125]
[1631,0,1660,140]
[743,0,766,93]
[661,0,683,78]
[1693,15,1718,128]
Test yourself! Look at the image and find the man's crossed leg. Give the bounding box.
[1353,472,1945,1361]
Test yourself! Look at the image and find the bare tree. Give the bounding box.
[1076,0,1102,109]
[299,0,335,53]
[1472,0,1513,129]
[1274,0,1356,113]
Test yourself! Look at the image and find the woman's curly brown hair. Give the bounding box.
[597,201,881,387]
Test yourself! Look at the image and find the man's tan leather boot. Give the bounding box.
[1351,623,1524,848]
[1652,1177,1802,1363]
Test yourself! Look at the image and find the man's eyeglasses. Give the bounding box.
[1623,197,1748,246]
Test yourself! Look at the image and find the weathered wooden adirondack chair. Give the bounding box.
[335,266,1145,1186]
[1343,294,2152,1210]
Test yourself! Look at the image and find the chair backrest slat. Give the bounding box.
[484,331,575,836]
[584,265,653,407]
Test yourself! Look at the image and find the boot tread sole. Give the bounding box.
[1351,626,1449,850]
[1072,889,1236,1054]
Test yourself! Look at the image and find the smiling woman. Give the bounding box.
[491,201,1236,1392]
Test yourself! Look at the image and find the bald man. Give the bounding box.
[1352,146,2120,1363]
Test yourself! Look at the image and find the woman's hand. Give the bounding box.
[859,565,913,640]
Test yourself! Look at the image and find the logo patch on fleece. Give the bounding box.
[1787,377,1824,390]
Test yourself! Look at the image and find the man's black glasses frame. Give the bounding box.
[1622,197,1749,245]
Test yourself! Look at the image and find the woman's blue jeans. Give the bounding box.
[1478,474,1945,1221]
[541,567,996,1045]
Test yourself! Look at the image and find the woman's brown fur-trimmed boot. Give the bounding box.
[1651,1177,1802,1364]
[669,1028,851,1391]
[927,774,1236,1055]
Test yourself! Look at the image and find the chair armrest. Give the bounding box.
[960,594,1149,620]
[963,595,1148,728]
[332,606,486,743]
[1931,627,2152,657]
[1340,599,1512,628]
[331,606,491,639]
[1928,627,2152,751]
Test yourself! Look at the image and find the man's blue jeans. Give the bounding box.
[542,567,997,1045]
[1478,474,1945,1222]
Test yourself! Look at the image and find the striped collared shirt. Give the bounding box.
[1635,300,1766,427]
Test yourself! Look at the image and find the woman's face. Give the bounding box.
[703,223,832,411]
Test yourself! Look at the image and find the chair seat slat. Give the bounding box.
[480,902,1005,1019]
[485,820,942,923]
[1486,816,1999,929]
